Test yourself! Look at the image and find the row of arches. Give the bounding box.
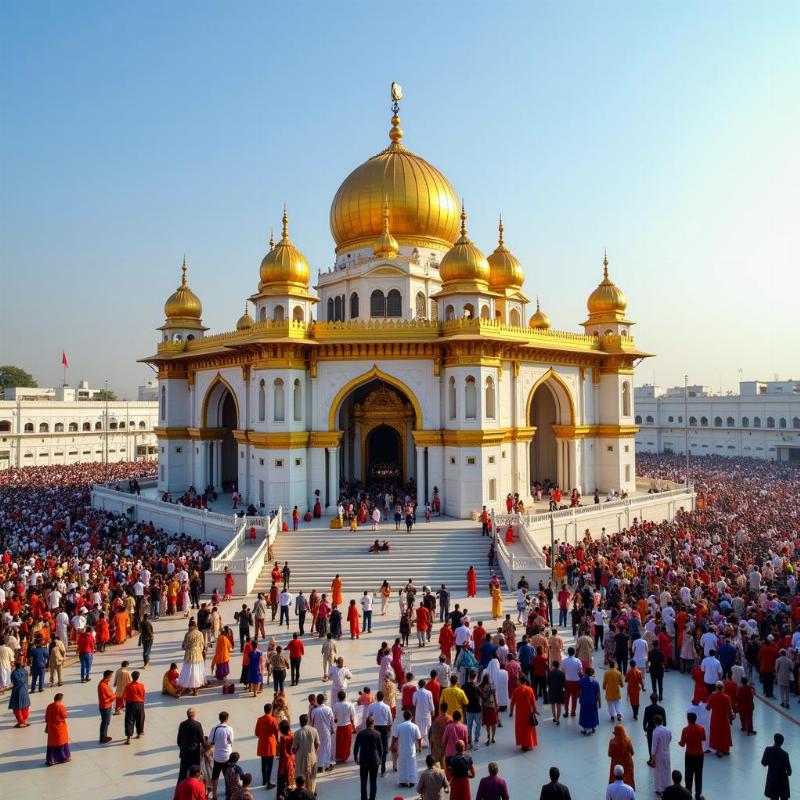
[324,291,441,322]
[637,414,800,429]
[265,305,304,322]
[447,376,496,421]
[257,378,303,424]
[442,303,522,326]
[10,420,149,433]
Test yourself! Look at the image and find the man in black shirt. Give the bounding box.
[642,693,667,765]
[353,717,384,800]
[661,769,692,799]
[176,707,205,782]
[449,604,464,630]
[649,644,665,700]
[437,584,450,622]
[462,671,482,749]
[539,765,572,800]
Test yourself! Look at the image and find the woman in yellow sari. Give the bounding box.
[491,584,503,619]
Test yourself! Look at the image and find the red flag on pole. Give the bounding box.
[61,351,69,368]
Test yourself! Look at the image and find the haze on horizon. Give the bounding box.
[1,1,798,399]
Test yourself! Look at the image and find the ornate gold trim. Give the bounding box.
[508,425,536,442]
[248,431,311,449]
[552,424,594,440]
[154,427,191,440]
[309,431,343,448]
[187,427,225,440]
[595,424,639,438]
[411,430,444,447]
[442,429,507,447]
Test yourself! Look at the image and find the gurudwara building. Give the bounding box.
[144,91,649,518]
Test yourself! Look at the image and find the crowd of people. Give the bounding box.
[1,455,799,800]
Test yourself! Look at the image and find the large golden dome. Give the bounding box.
[587,253,627,315]
[487,217,525,291]
[164,258,202,320]
[259,208,310,289]
[439,207,490,287]
[329,110,461,253]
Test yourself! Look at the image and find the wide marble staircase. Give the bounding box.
[255,517,503,598]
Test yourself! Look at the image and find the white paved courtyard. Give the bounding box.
[1,521,798,800]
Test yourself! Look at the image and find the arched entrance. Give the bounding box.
[202,378,240,492]
[527,372,575,492]
[337,379,416,488]
[530,385,557,485]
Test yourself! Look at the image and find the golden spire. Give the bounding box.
[487,213,524,291]
[497,215,505,247]
[164,255,202,321]
[281,205,289,241]
[603,248,609,280]
[587,249,627,315]
[181,255,188,286]
[269,228,274,251]
[459,201,468,238]
[373,195,399,258]
[389,81,403,145]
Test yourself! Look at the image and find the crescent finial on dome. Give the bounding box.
[269,227,275,251]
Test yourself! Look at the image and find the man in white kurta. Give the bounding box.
[55,610,70,647]
[393,711,421,787]
[310,697,335,770]
[651,720,672,793]
[412,682,435,744]
[328,658,353,705]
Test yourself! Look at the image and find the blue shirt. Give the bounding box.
[517,643,534,669]
[29,646,48,671]
[479,641,497,668]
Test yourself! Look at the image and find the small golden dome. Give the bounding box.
[528,297,551,329]
[373,197,399,259]
[487,216,525,290]
[438,206,491,286]
[587,252,627,315]
[164,257,203,320]
[329,104,460,253]
[236,303,254,330]
[259,208,310,288]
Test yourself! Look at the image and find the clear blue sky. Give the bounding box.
[1,1,798,398]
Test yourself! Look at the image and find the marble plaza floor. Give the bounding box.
[1,543,798,800]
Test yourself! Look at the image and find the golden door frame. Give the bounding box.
[353,387,414,484]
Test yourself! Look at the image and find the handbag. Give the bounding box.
[529,711,539,726]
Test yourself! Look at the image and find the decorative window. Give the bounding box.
[509,308,521,327]
[689,417,697,426]
[415,291,426,319]
[39,423,50,433]
[258,379,266,422]
[726,417,735,426]
[24,423,34,433]
[350,292,359,319]
[463,303,475,319]
[260,307,267,322]
[645,415,654,424]
[794,417,800,429]
[635,415,642,424]
[448,377,456,420]
[327,298,334,322]
[779,418,787,429]
[160,386,166,420]
[480,305,490,320]
[273,305,285,322]
[430,299,439,321]
[68,422,78,432]
[334,295,343,322]
[139,420,146,429]
[0,420,10,432]
[273,379,285,422]
[485,376,495,419]
[95,421,102,430]
[386,289,402,317]
[370,290,385,318]
[119,421,126,429]
[714,417,722,427]
[465,376,477,420]
[466,456,476,465]
[700,416,708,427]
[292,306,304,322]
[82,422,91,431]
[293,379,302,422]
[742,416,749,427]
[621,382,631,417]
[753,416,761,428]
[767,417,775,428]
[445,304,455,321]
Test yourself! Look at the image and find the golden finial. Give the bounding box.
[382,195,390,233]
[498,214,505,247]
[181,255,188,286]
[282,205,289,240]
[603,249,609,279]
[389,82,403,145]
[536,295,541,311]
[373,194,399,259]
[460,200,467,237]
[269,227,274,250]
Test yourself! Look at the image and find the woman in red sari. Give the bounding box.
[607,724,635,788]
[44,693,70,765]
[276,719,295,799]
[94,612,109,652]
[508,676,538,751]
[224,569,235,601]
[466,567,477,598]
[347,600,361,639]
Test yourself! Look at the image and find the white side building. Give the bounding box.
[634,380,800,462]
[0,384,159,469]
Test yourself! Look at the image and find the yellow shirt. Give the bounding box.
[440,686,468,720]
[602,668,624,701]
